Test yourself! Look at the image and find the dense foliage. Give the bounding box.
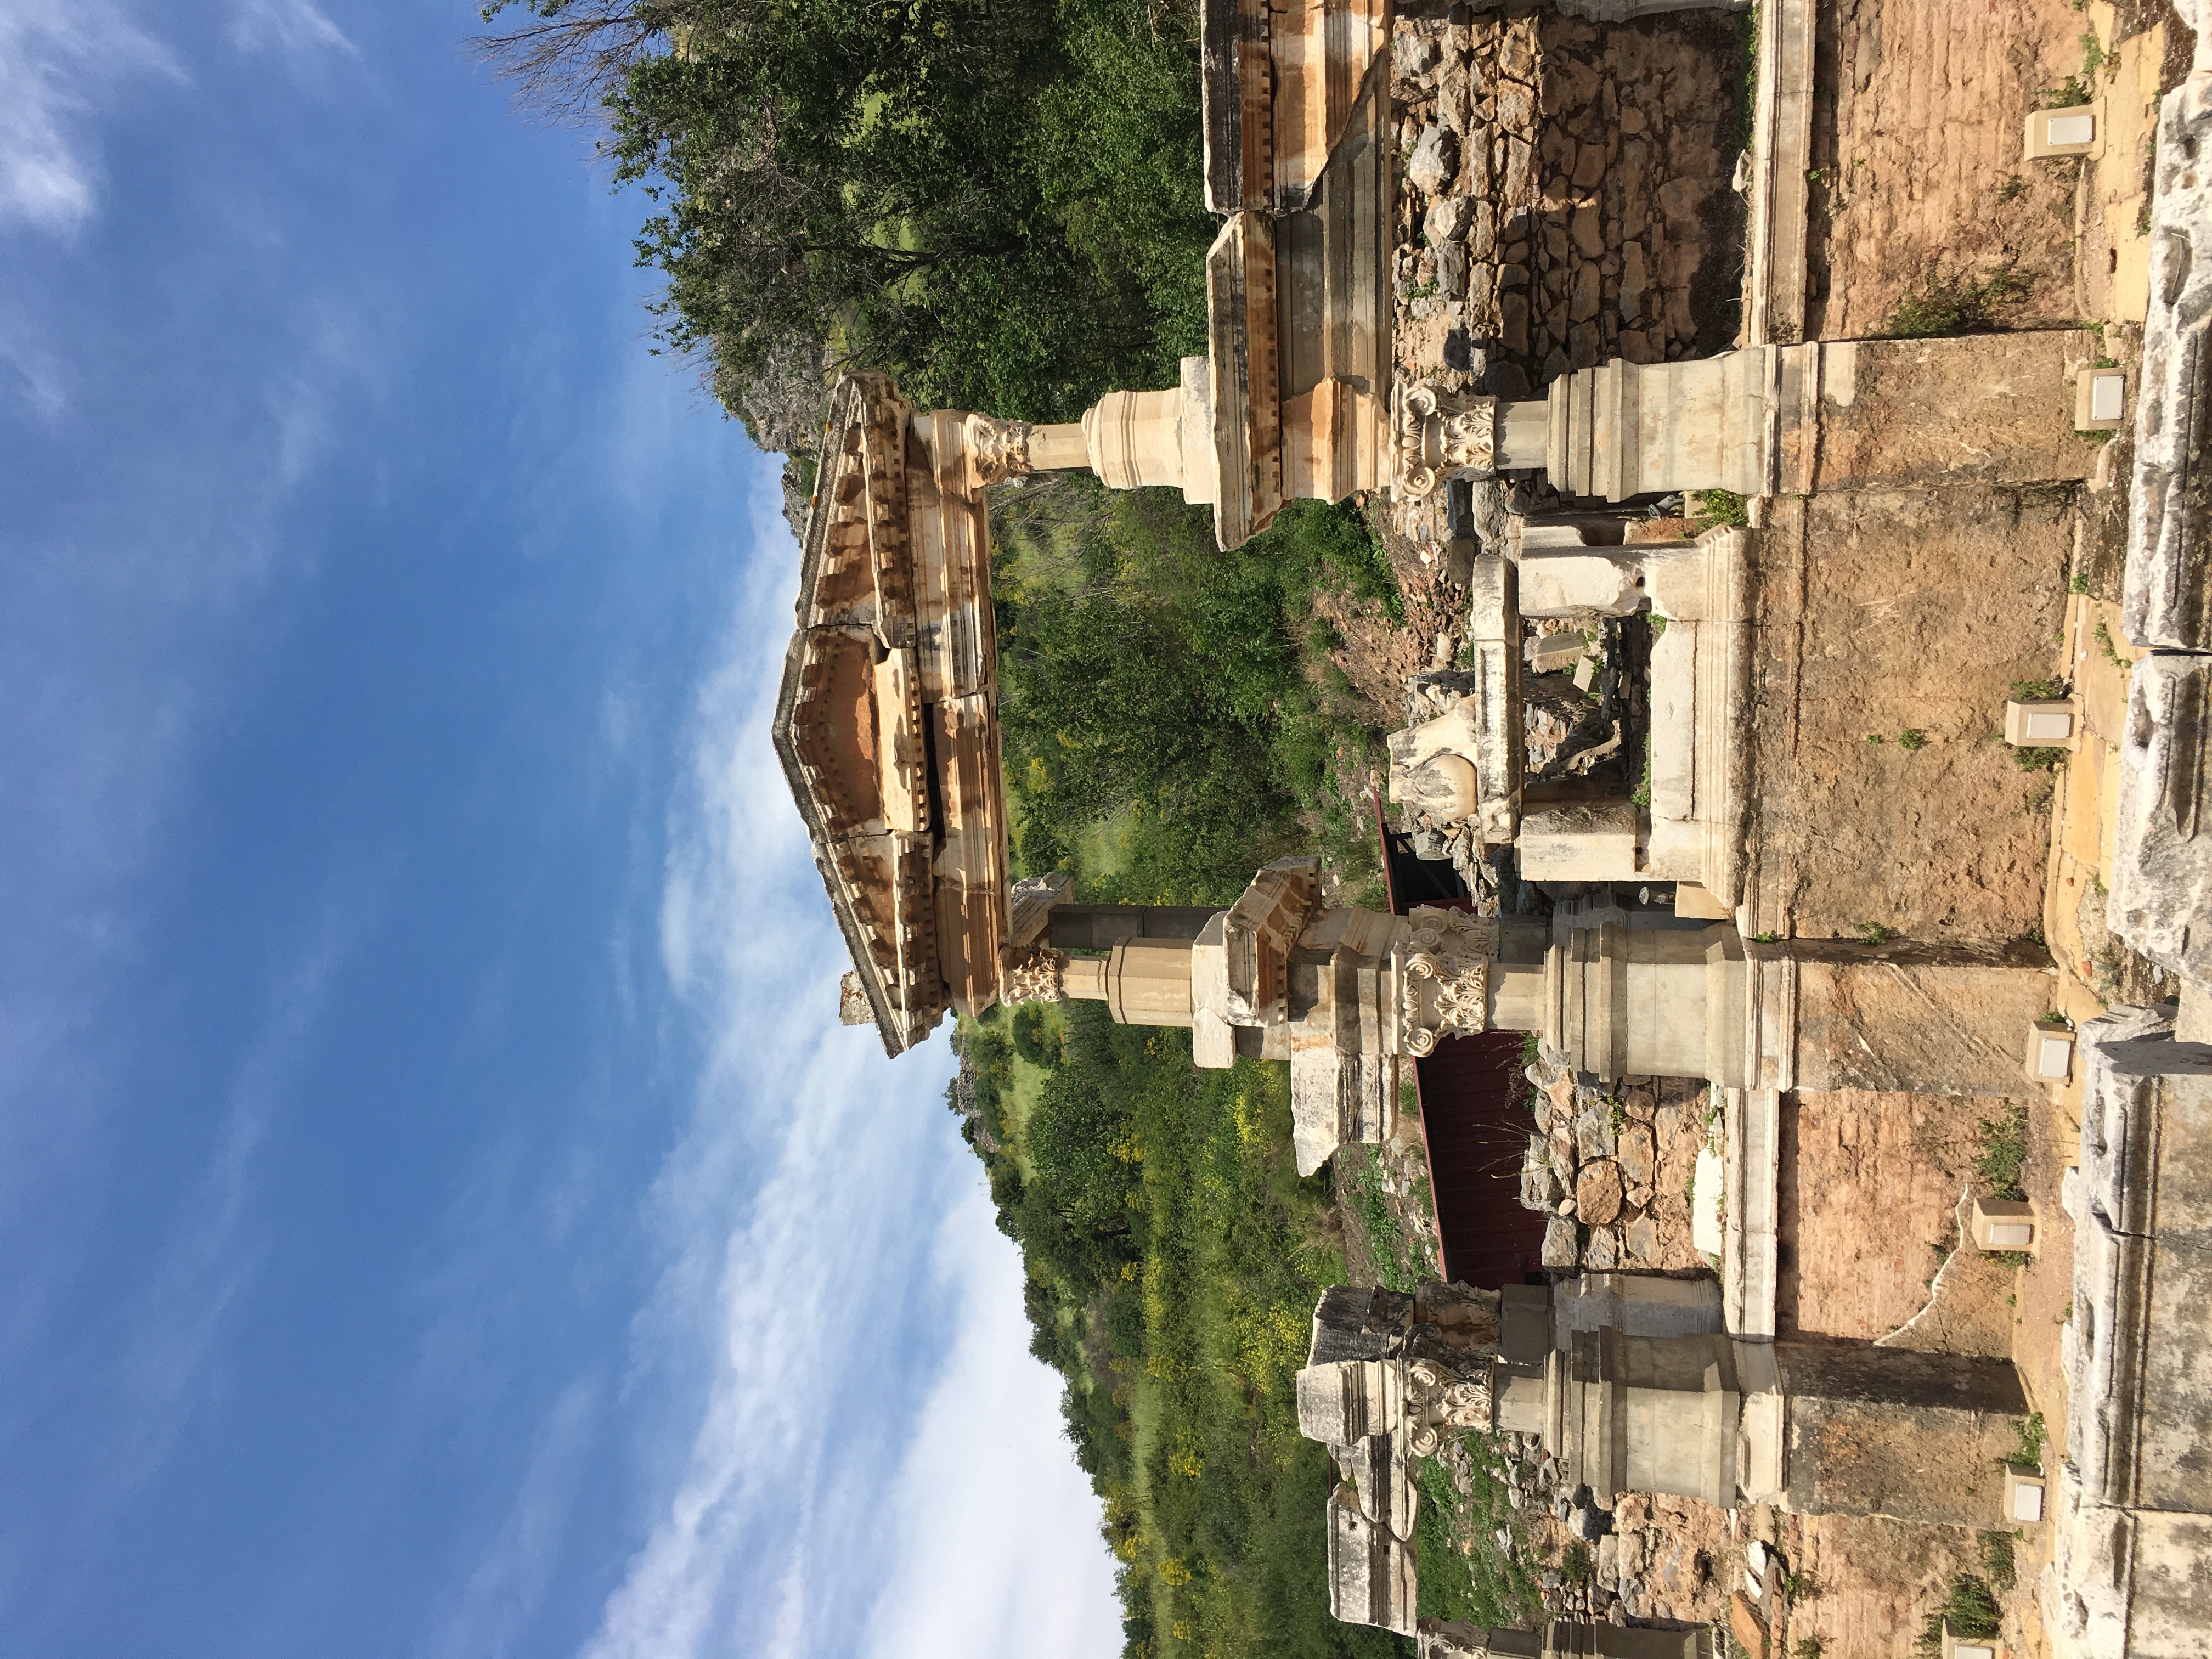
[480,0,1215,425]
[993,477,1397,907]
[956,1007,1411,1659]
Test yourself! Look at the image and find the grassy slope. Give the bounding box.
[962,1008,1408,1659]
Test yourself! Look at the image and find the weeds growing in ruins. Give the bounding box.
[1975,1105,2030,1200]
[1897,728,1927,751]
[1727,5,1760,161]
[1415,1437,1545,1627]
[1980,1530,2019,1590]
[1857,923,1891,944]
[1883,267,2032,338]
[1793,1639,1827,1659]
[2096,617,2127,667]
[2013,746,2068,772]
[1348,1145,1420,1293]
[2012,1410,2050,1469]
[1692,488,1751,531]
[2011,678,2067,702]
[1917,1572,2003,1655]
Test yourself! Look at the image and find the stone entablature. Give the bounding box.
[776,375,1017,1054]
[2046,1003,2212,1658]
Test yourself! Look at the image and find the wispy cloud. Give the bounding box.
[582,482,1120,1659]
[857,1192,1130,1659]
[0,2,182,237]
[432,1380,603,1659]
[229,0,355,63]
[105,905,367,1485]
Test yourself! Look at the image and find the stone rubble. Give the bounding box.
[1387,10,1739,417]
[1516,1045,1714,1273]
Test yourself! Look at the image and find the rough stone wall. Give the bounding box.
[1389,13,1747,403]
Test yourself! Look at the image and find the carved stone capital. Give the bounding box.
[965,414,1036,486]
[1398,905,1500,1055]
[1391,380,1498,501]
[1404,1357,1493,1456]
[998,943,1067,1003]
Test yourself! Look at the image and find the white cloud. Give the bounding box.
[0,2,182,237]
[432,1380,603,1659]
[229,0,354,62]
[582,479,1121,1659]
[858,1194,1127,1659]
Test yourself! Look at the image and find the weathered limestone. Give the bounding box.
[1299,1284,1504,1633]
[1769,1343,2032,1526]
[2125,71,2212,654]
[776,374,1015,1054]
[2109,652,2212,991]
[2046,1006,2212,1658]
[1493,1277,1745,1510]
[1753,943,2058,1097]
[1419,1617,1717,1659]
[1548,897,1747,1087]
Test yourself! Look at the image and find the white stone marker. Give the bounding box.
[2025,1017,2078,1081]
[2004,699,2078,747]
[2025,101,2103,158]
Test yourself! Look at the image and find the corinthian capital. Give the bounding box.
[1391,380,1498,501]
[963,414,1036,487]
[998,944,1068,1003]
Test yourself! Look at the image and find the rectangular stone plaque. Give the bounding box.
[2025,102,2102,158]
[2004,698,2078,747]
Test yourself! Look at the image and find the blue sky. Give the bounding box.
[0,4,1121,1655]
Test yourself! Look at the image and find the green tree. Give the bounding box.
[477,0,1215,425]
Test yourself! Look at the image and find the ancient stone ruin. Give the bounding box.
[770,0,2212,1649]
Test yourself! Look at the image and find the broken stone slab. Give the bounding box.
[1583,1224,1620,1270]
[1576,1102,1616,1163]
[1340,1426,1421,1541]
[1328,1481,1418,1634]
